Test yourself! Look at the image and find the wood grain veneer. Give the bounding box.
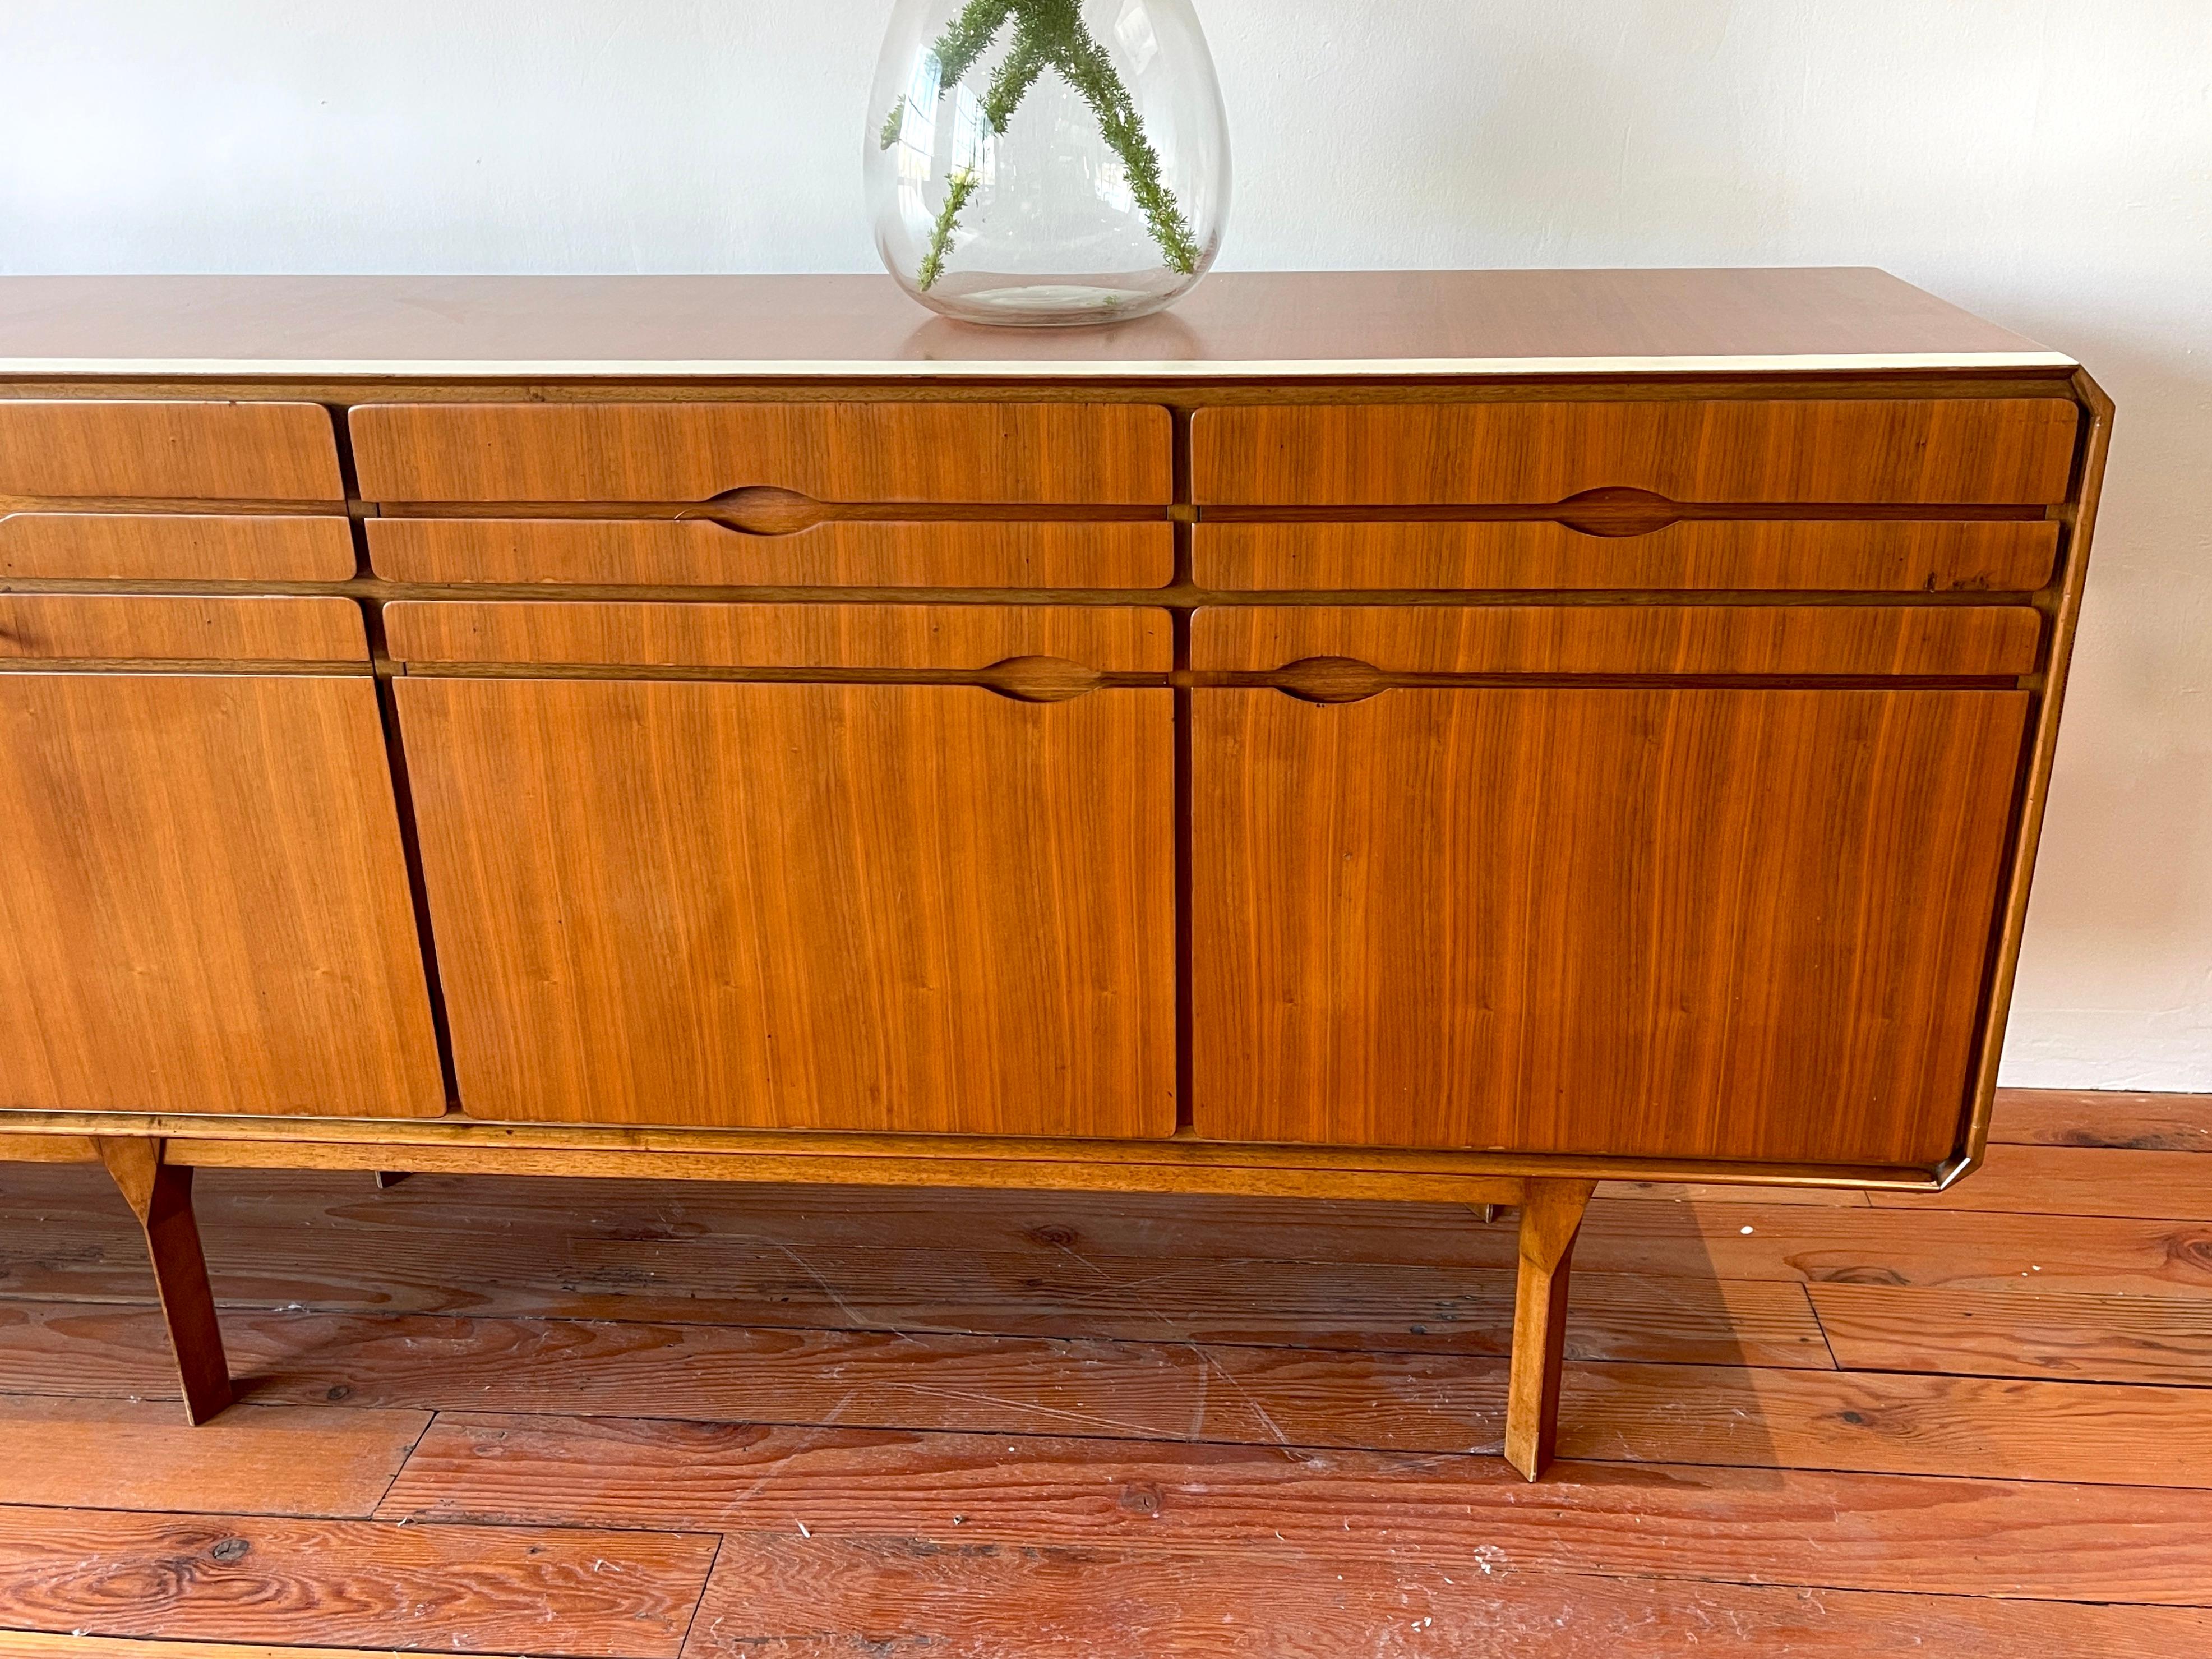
[0,674,444,1117]
[0,269,2068,373]
[350,402,1174,504]
[1190,603,2042,679]
[0,402,344,501]
[0,513,358,582]
[0,596,368,663]
[1193,400,2080,505]
[1193,520,2062,593]
[384,601,1172,672]
[1191,685,2030,1164]
[366,518,1175,589]
[395,677,1176,1136]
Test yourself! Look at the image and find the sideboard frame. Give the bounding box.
[0,292,2113,1480]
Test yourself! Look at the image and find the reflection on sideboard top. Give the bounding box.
[0,268,2074,379]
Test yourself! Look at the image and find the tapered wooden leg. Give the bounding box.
[1503,1177,1595,1481]
[372,1170,410,1189]
[94,1137,233,1424]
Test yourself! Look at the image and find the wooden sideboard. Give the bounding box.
[0,269,2109,1479]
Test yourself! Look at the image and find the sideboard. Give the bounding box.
[0,270,2109,1478]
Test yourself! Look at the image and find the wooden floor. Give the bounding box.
[2,1089,2210,1657]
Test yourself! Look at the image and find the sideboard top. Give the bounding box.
[0,268,2071,380]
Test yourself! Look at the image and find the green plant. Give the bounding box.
[881,0,1201,291]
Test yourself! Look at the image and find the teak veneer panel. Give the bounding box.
[0,513,358,583]
[366,517,1175,589]
[0,269,2068,371]
[1192,603,2040,678]
[395,677,1175,1135]
[1191,686,2030,1164]
[385,600,1171,672]
[0,596,368,663]
[1194,519,2063,593]
[0,401,344,502]
[350,401,1174,504]
[1193,399,2080,505]
[0,674,444,1117]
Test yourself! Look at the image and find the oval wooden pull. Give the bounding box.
[983,656,1105,702]
[1552,486,1683,539]
[1276,656,1388,703]
[692,486,829,536]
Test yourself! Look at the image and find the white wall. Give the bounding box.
[3,0,2206,1088]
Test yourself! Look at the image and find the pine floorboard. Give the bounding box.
[3,1087,2210,1652]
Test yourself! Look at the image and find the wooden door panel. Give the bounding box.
[0,675,444,1117]
[1192,399,2079,505]
[1191,604,2040,678]
[351,402,1173,505]
[1191,686,2030,1166]
[396,679,1176,1136]
[1192,520,2061,593]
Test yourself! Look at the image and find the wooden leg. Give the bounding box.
[94,1136,233,1424]
[1503,1177,1595,1481]
[373,1170,410,1189]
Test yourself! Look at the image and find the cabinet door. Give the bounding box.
[0,674,445,1117]
[396,678,1175,1136]
[1192,686,2029,1167]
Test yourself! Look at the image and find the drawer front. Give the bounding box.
[367,518,1174,589]
[352,402,1174,505]
[0,401,344,502]
[396,676,1176,1136]
[1192,604,2041,678]
[1193,399,2079,505]
[0,513,357,582]
[0,673,444,1117]
[1191,685,2029,1163]
[386,601,1171,672]
[0,595,368,664]
[1193,520,2061,593]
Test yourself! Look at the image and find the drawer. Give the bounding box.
[0,401,344,502]
[0,595,368,663]
[1191,604,2041,678]
[352,402,1174,505]
[367,518,1174,589]
[0,513,357,582]
[1194,520,2061,593]
[385,601,1172,672]
[1192,399,2080,505]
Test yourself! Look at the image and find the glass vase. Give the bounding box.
[865,0,1231,326]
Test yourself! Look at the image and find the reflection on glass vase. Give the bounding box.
[866,0,1231,326]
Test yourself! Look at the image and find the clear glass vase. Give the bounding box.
[865,0,1231,326]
